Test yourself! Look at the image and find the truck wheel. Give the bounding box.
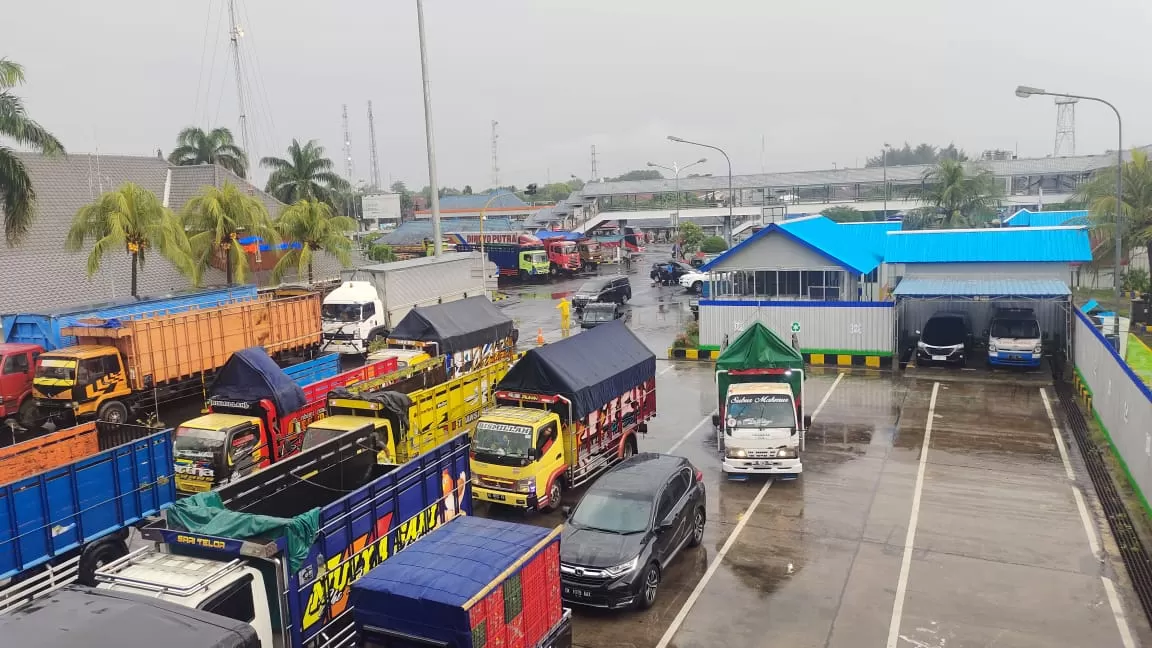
[78,538,128,585]
[519,269,528,282]
[622,436,637,459]
[17,398,37,428]
[636,563,660,610]
[97,400,129,425]
[543,480,563,513]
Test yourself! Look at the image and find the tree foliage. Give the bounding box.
[1075,149,1152,270]
[865,143,967,168]
[678,222,705,253]
[271,199,357,284]
[608,169,663,182]
[700,236,729,254]
[182,183,279,285]
[168,127,248,178]
[66,183,193,296]
[261,139,350,206]
[915,159,1002,228]
[0,58,65,245]
[822,206,864,223]
[367,237,398,263]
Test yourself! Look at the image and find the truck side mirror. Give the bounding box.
[981,329,989,338]
[803,415,812,429]
[561,505,572,518]
[914,330,921,336]
[527,448,539,460]
[711,413,720,428]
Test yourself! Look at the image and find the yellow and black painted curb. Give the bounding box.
[1073,372,1094,411]
[667,348,719,361]
[804,353,893,369]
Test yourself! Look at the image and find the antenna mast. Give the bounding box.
[367,101,381,190]
[227,0,251,159]
[1054,96,1078,157]
[342,104,355,183]
[591,145,598,180]
[491,120,500,187]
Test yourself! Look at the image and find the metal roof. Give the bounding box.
[582,146,1151,197]
[884,226,1092,263]
[838,220,903,259]
[892,278,1071,298]
[1003,208,1090,227]
[437,192,527,210]
[701,215,882,275]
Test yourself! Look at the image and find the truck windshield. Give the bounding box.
[303,424,354,450]
[582,242,600,253]
[990,319,1040,339]
[174,426,226,458]
[570,491,652,534]
[472,421,533,458]
[36,358,76,382]
[726,394,795,429]
[558,243,577,254]
[322,303,364,322]
[530,252,548,265]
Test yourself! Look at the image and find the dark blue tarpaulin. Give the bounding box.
[209,348,306,415]
[496,321,655,420]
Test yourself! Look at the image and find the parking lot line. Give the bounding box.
[1102,576,1139,648]
[667,416,712,454]
[811,372,845,419]
[1039,388,1076,481]
[886,381,940,648]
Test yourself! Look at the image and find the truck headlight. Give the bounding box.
[725,447,747,459]
[776,448,798,459]
[1033,345,1043,354]
[605,557,638,577]
[471,475,483,486]
[515,478,535,494]
[988,343,997,352]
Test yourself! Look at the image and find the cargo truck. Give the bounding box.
[711,322,810,480]
[31,293,321,426]
[321,253,490,355]
[0,421,175,605]
[471,321,656,512]
[90,429,473,648]
[385,296,518,379]
[0,343,43,428]
[452,238,551,282]
[351,517,572,648]
[173,348,401,495]
[537,231,603,272]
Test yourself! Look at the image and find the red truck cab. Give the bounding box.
[0,343,43,425]
[544,239,582,276]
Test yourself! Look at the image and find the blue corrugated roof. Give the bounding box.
[893,278,1070,298]
[701,215,883,275]
[379,218,514,245]
[884,226,1092,263]
[838,221,903,259]
[1003,209,1090,227]
[437,192,528,210]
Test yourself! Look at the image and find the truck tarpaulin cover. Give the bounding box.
[210,347,307,414]
[716,322,804,371]
[497,320,655,419]
[388,296,514,354]
[330,387,413,438]
[167,491,319,573]
[0,586,259,648]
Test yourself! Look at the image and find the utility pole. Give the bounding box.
[367,101,382,189]
[491,120,500,188]
[227,0,250,158]
[416,0,442,255]
[342,104,354,183]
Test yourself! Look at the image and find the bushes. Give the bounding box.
[673,321,700,348]
[700,236,728,254]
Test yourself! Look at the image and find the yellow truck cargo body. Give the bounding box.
[61,294,321,391]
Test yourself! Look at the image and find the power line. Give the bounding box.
[192,0,215,126]
[227,0,251,159]
[202,0,227,126]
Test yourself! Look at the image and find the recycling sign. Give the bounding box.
[791,321,801,333]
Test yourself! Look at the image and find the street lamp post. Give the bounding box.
[646,159,706,235]
[415,0,442,255]
[669,136,734,245]
[1016,85,1123,336]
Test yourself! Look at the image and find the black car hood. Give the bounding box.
[560,526,646,568]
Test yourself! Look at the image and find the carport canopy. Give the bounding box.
[892,278,1071,299]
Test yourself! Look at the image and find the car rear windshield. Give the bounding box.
[922,317,967,345]
[991,319,1040,339]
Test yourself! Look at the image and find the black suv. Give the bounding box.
[559,454,707,610]
[572,275,631,311]
[916,311,973,366]
[649,261,694,286]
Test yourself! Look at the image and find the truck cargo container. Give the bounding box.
[0,422,175,600]
[471,321,656,512]
[386,296,518,378]
[453,242,550,281]
[352,517,571,648]
[32,293,321,425]
[281,352,340,388]
[2,286,259,351]
[322,254,490,355]
[91,429,473,648]
[174,349,400,495]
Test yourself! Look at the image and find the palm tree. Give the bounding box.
[1075,148,1152,271]
[916,159,1001,227]
[168,127,248,178]
[261,139,350,206]
[66,183,194,297]
[1,58,65,244]
[271,199,357,284]
[182,183,278,285]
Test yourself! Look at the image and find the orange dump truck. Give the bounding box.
[32,293,322,425]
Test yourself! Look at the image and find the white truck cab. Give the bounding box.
[321,281,385,355]
[719,382,807,477]
[96,548,278,648]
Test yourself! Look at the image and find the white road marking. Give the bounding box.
[658,364,676,377]
[1101,576,1139,648]
[1071,488,1101,557]
[654,479,772,648]
[812,372,846,419]
[667,416,712,454]
[886,381,940,648]
[1039,388,1076,481]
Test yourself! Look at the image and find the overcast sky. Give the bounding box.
[6,0,1152,190]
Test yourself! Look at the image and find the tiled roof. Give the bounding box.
[884,226,1092,263]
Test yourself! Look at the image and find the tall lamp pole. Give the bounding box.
[1017,85,1123,336]
[416,0,442,255]
[647,159,707,236]
[669,136,734,245]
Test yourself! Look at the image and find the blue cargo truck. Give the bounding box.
[90,427,472,648]
[0,423,176,612]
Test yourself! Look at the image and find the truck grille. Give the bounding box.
[324,332,355,340]
[475,474,515,490]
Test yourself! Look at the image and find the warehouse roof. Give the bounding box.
[1003,208,1090,227]
[436,192,527,210]
[893,278,1071,298]
[884,226,1092,263]
[701,215,884,275]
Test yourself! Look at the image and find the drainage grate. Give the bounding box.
[1056,382,1152,626]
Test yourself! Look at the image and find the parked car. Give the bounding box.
[572,275,632,311]
[985,307,1043,368]
[689,253,719,269]
[915,312,973,366]
[579,302,629,329]
[649,261,694,286]
[678,269,731,294]
[559,453,706,610]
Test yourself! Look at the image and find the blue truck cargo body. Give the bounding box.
[1,286,259,351]
[282,353,340,388]
[0,427,176,580]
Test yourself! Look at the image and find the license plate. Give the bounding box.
[488,493,506,502]
[752,460,776,466]
[563,587,592,598]
[931,355,946,361]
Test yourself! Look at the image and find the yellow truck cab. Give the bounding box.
[174,412,269,494]
[34,345,130,422]
[470,406,564,509]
